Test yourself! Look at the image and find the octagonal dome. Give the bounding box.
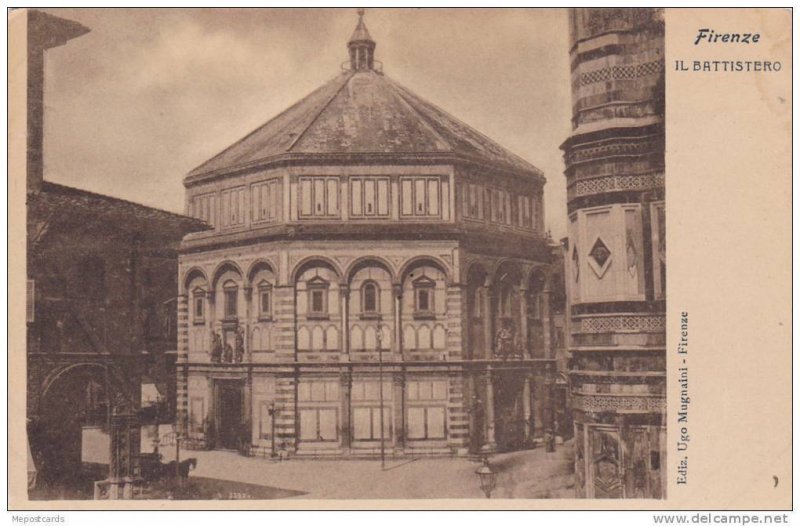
[185,15,542,184]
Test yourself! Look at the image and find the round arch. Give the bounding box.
[397,256,451,286]
[246,258,277,286]
[34,362,129,484]
[182,266,209,292]
[343,256,396,285]
[40,362,110,402]
[290,255,343,284]
[527,266,549,292]
[465,260,490,287]
[492,258,524,287]
[211,260,245,289]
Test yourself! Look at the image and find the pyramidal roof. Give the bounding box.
[348,9,373,43]
[186,14,542,182]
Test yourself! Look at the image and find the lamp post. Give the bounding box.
[475,457,497,498]
[268,401,279,459]
[377,324,385,471]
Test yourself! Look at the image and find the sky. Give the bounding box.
[40,8,572,237]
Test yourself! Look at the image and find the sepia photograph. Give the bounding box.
[8,6,790,513]
[17,7,666,502]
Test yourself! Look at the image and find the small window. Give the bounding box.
[418,289,430,311]
[361,281,379,315]
[312,291,324,312]
[192,287,206,324]
[413,276,436,317]
[223,281,238,319]
[307,277,329,318]
[257,280,272,319]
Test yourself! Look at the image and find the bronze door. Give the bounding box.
[216,382,243,450]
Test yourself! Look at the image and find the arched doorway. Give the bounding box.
[33,364,112,488]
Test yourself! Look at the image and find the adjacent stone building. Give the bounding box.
[23,10,207,494]
[561,8,666,498]
[27,182,207,488]
[177,13,563,458]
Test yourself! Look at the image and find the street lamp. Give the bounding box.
[377,325,385,471]
[475,457,497,498]
[268,402,279,459]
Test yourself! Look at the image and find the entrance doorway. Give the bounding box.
[215,381,243,450]
[494,373,526,451]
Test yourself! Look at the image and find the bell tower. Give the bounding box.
[562,8,666,499]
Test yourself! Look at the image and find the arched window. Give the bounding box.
[192,287,206,324]
[257,280,272,319]
[361,281,379,316]
[223,280,238,319]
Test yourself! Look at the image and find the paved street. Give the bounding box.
[164,441,575,499]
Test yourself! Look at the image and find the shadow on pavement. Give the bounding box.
[382,458,420,472]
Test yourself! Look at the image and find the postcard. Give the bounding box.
[7,7,792,511]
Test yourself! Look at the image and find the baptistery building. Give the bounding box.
[177,13,559,458]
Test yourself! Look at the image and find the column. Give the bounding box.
[340,372,352,451]
[208,288,217,335]
[522,375,532,444]
[243,373,253,452]
[519,286,529,358]
[243,286,252,362]
[541,284,552,358]
[392,372,405,453]
[544,366,555,452]
[340,285,350,359]
[481,285,492,358]
[393,284,403,360]
[481,369,497,453]
[207,377,216,448]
